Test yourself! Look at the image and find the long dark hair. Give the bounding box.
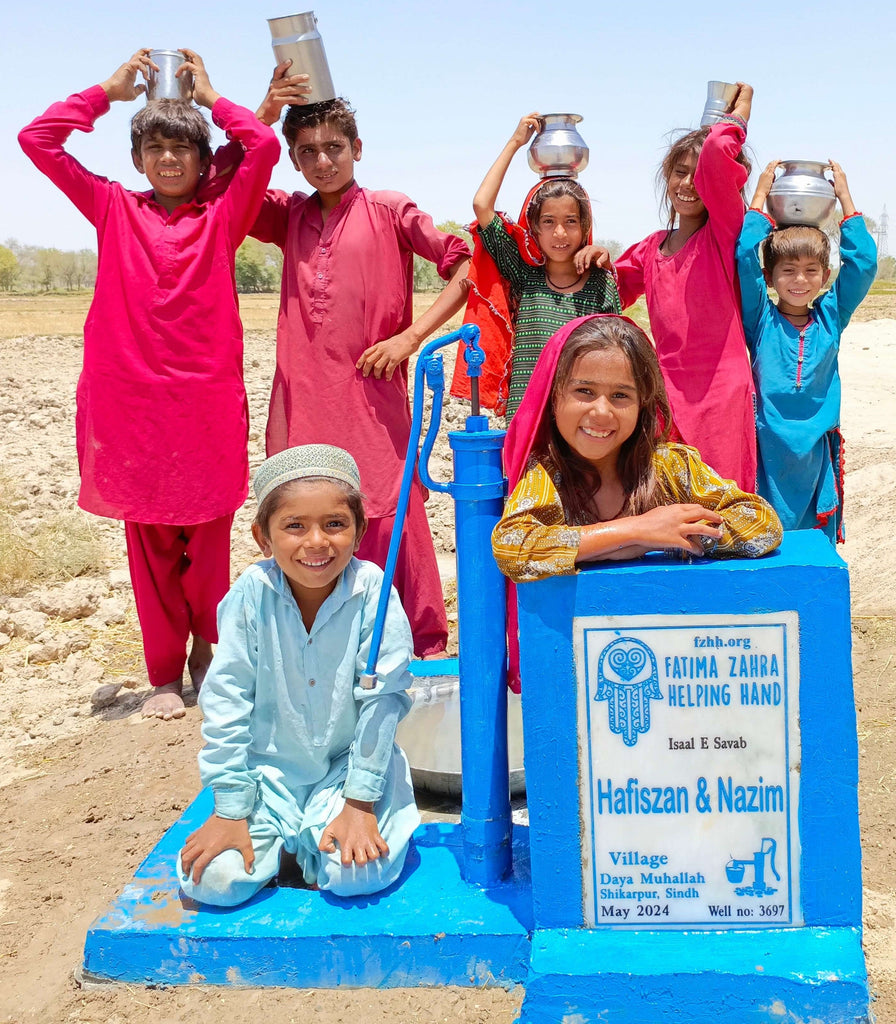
[657,126,752,233]
[526,178,592,246]
[542,318,673,525]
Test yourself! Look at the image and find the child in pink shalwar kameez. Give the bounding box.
[243,83,471,657]
[614,83,757,491]
[18,49,280,720]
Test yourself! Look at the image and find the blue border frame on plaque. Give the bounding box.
[516,532,861,934]
[574,613,801,928]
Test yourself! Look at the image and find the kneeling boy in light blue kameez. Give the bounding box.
[736,160,877,542]
[178,444,419,906]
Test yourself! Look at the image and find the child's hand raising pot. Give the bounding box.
[256,60,313,126]
[101,49,155,103]
[728,82,753,124]
[179,49,219,109]
[750,160,781,211]
[510,112,542,149]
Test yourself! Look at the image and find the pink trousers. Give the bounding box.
[124,515,233,687]
[356,485,447,658]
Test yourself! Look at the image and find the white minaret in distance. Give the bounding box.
[877,206,889,258]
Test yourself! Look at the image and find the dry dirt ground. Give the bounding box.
[0,292,894,1024]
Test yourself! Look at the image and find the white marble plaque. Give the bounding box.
[574,613,802,928]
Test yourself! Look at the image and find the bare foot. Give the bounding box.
[188,635,213,692]
[142,681,186,721]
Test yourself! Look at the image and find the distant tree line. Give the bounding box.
[413,221,473,291]
[1,239,98,292]
[3,216,893,295]
[877,255,896,281]
[234,238,284,293]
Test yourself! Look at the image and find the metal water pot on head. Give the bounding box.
[145,49,193,102]
[766,161,837,228]
[700,80,738,126]
[268,11,336,104]
[527,114,589,179]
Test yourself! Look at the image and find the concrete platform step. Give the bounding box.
[520,926,869,1023]
[82,788,533,990]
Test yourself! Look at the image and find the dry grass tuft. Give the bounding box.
[0,513,34,590]
[0,472,106,592]
[87,615,146,679]
[27,511,108,581]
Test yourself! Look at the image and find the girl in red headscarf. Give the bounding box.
[493,314,781,585]
[452,114,620,418]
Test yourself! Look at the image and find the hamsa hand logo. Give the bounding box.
[596,637,662,746]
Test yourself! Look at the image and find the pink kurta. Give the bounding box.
[250,182,470,518]
[18,87,280,523]
[614,121,757,491]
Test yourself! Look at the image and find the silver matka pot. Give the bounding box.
[527,114,589,179]
[767,161,836,227]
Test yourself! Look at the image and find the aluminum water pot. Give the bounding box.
[395,676,526,796]
[146,49,192,102]
[527,113,589,179]
[268,11,335,104]
[767,160,836,227]
[700,80,738,126]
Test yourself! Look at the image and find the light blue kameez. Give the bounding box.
[177,557,420,906]
[736,210,877,541]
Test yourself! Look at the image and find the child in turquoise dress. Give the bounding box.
[736,160,877,541]
[177,445,419,905]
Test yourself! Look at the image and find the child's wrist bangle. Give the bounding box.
[717,113,747,133]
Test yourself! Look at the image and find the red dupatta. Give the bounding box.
[450,180,592,414]
[503,313,649,485]
[502,312,648,691]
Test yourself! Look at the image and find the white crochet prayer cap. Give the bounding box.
[253,444,361,505]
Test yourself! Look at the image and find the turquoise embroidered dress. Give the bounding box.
[736,210,877,541]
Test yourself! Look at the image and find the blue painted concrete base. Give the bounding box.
[82,788,532,988]
[82,790,871,1023]
[520,927,870,1023]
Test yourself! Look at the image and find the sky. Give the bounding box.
[4,0,894,254]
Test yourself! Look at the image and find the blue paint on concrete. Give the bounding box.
[521,927,868,1023]
[82,532,869,1022]
[82,788,532,988]
[449,424,513,886]
[516,531,862,931]
[515,531,868,1022]
[409,657,459,678]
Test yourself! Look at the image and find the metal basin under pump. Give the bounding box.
[397,660,526,796]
